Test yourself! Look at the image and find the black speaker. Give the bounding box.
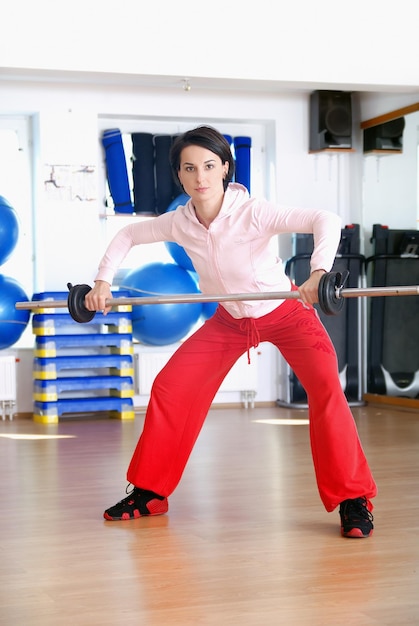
[309,90,352,151]
[363,117,405,153]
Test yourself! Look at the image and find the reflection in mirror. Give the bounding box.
[361,107,419,257]
[363,117,405,154]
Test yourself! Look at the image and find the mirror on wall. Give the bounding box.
[360,105,419,401]
[361,104,419,257]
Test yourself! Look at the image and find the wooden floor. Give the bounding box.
[1,403,418,626]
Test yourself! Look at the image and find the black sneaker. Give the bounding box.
[103,486,168,521]
[339,496,374,538]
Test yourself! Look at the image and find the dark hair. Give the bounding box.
[170,125,235,191]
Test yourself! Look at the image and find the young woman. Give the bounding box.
[85,126,377,538]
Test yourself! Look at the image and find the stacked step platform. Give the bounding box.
[31,290,135,423]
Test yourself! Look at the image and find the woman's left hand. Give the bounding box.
[298,269,326,305]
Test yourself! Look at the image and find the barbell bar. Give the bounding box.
[14,271,419,323]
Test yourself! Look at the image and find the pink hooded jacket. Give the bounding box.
[95,183,342,319]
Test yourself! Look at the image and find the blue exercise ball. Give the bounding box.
[201,301,219,320]
[122,262,203,346]
[0,274,30,349]
[0,196,19,266]
[187,272,219,320]
[164,193,196,272]
[165,241,195,273]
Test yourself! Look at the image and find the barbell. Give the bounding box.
[14,270,419,323]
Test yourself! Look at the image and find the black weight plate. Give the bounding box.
[67,283,95,323]
[318,272,345,316]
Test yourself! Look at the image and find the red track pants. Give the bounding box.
[127,298,377,512]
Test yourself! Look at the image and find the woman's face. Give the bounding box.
[177,144,228,204]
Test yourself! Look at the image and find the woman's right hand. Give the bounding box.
[84,280,113,315]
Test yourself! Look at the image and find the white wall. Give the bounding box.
[1,77,418,412]
[360,93,419,121]
[1,1,419,91]
[0,80,366,290]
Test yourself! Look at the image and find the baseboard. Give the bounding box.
[363,393,419,412]
[10,401,279,422]
[7,412,33,420]
[210,401,277,410]
[135,400,277,413]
